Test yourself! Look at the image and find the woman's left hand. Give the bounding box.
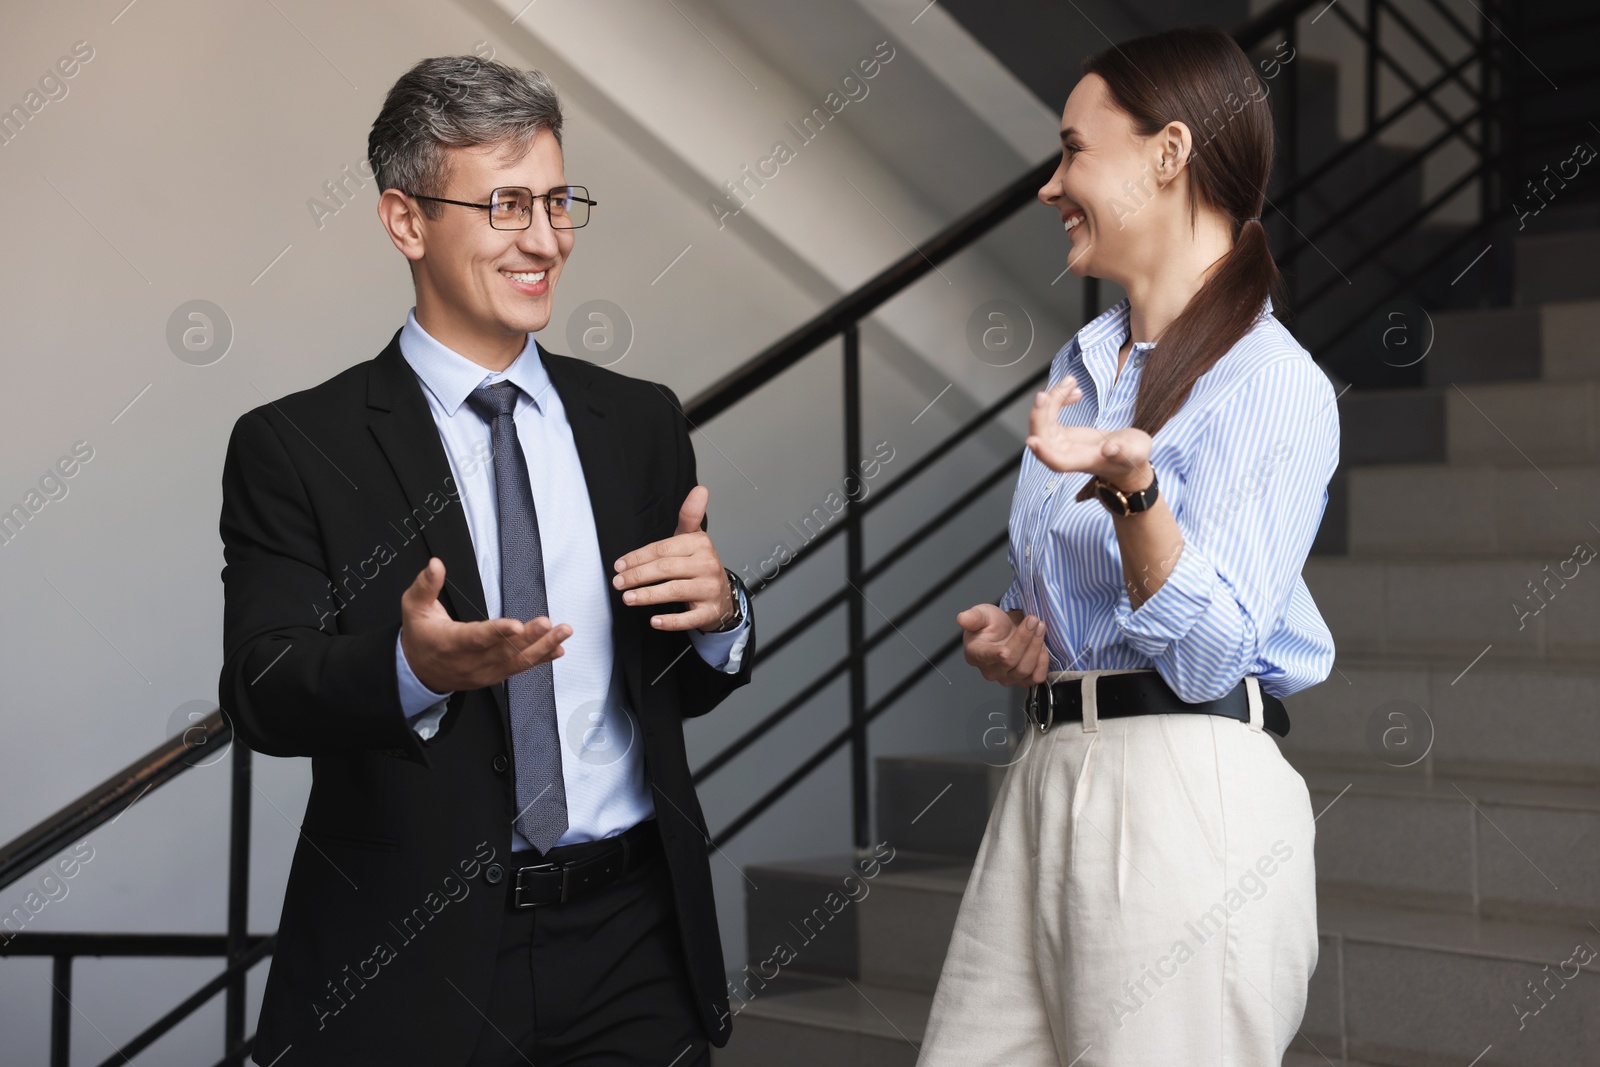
[1025,376,1153,490]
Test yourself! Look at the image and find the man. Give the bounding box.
[218,55,752,1066]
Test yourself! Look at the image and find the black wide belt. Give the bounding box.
[1023,671,1290,739]
[508,818,660,909]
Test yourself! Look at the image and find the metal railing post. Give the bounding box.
[224,738,252,1062]
[1477,0,1494,305]
[1366,0,1379,136]
[51,954,71,1067]
[843,322,869,853]
[1283,17,1301,304]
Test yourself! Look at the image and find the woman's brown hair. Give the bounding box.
[1080,25,1289,439]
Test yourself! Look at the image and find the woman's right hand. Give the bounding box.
[956,604,1050,687]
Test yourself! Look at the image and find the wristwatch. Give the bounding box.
[706,568,747,632]
[1091,465,1159,517]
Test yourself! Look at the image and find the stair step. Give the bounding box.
[1339,368,1600,471]
[722,896,1599,1067]
[1422,305,1542,386]
[1304,555,1600,662]
[1305,771,1600,924]
[874,753,1006,861]
[1340,388,1447,465]
[1308,894,1599,1066]
[1445,378,1600,464]
[1346,462,1600,557]
[1421,299,1600,386]
[858,862,971,993]
[740,855,876,981]
[1540,300,1600,382]
[735,851,975,997]
[713,978,929,1067]
[1280,656,1600,784]
[1517,229,1600,304]
[739,850,967,984]
[852,777,1600,989]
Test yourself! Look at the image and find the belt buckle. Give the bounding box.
[1023,679,1054,732]
[513,860,570,908]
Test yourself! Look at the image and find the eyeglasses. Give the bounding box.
[407,185,597,230]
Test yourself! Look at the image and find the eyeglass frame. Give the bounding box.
[405,185,598,230]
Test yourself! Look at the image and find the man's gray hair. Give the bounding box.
[367,55,564,219]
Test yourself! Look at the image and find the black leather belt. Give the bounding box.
[1023,671,1291,739]
[508,818,660,909]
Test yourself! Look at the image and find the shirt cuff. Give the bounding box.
[689,583,751,674]
[1113,538,1217,657]
[999,579,1022,613]
[396,632,453,739]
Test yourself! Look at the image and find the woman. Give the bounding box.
[921,27,1339,1067]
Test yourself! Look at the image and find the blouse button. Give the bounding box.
[1025,544,1032,559]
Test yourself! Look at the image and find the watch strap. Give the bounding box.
[1094,466,1159,516]
[709,568,746,632]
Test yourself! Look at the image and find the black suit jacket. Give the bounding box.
[218,329,751,1064]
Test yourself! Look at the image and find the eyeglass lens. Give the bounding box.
[488,187,589,230]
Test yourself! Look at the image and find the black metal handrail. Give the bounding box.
[0,712,229,888]
[1233,0,1333,50]
[1310,192,1520,358]
[0,713,263,1067]
[1338,2,1480,150]
[685,158,1057,425]
[691,449,1034,787]
[1273,0,1510,375]
[1287,100,1486,257]
[1274,45,1481,214]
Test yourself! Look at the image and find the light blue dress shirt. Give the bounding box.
[392,308,750,850]
[1000,295,1340,701]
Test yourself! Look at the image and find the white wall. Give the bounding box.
[0,0,1078,1061]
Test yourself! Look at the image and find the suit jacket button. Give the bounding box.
[492,755,508,773]
[484,863,504,885]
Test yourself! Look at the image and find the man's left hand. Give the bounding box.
[613,485,738,632]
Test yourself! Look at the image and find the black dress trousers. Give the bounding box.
[463,830,711,1067]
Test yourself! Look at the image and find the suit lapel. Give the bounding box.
[539,343,647,718]
[367,330,508,723]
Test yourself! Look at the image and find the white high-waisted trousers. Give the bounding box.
[917,669,1319,1067]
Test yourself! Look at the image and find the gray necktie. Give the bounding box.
[465,381,568,853]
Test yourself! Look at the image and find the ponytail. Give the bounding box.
[1129,215,1289,436]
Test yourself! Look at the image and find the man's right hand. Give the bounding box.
[400,558,571,694]
[956,603,1049,687]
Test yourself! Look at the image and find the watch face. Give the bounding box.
[1094,482,1129,516]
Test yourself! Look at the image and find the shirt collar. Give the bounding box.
[398,307,554,417]
[1071,292,1276,379]
[1072,297,1145,392]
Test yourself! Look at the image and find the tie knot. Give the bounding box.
[466,380,521,423]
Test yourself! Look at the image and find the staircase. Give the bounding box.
[1287,226,1600,1064]
[712,223,1600,1065]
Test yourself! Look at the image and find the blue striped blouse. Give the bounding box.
[998,294,1341,701]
